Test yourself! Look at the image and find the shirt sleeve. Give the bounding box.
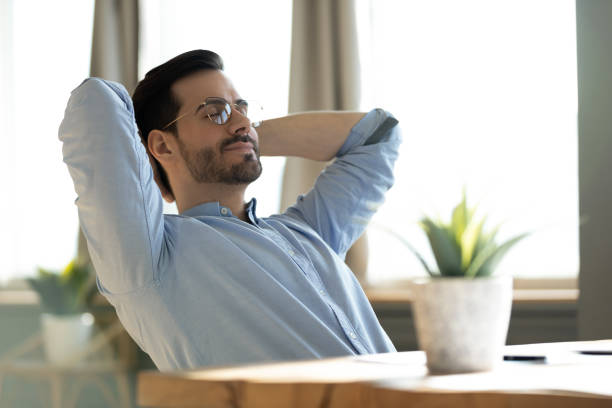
[59,78,165,294]
[283,108,402,257]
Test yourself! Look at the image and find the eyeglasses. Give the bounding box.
[162,97,263,130]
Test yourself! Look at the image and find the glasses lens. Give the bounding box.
[201,98,263,127]
[204,100,231,124]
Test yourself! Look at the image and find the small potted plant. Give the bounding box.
[399,192,529,373]
[27,260,97,365]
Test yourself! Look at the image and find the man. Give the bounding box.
[60,50,400,371]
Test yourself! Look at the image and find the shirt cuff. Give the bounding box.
[336,108,398,157]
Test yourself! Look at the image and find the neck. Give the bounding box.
[176,182,249,222]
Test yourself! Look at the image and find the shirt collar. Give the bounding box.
[181,198,259,222]
[245,198,259,224]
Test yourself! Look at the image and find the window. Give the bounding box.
[139,0,292,217]
[0,0,94,284]
[2,1,576,287]
[357,0,579,284]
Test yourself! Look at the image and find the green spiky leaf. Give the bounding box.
[451,192,468,244]
[393,190,530,278]
[464,232,529,277]
[420,218,462,276]
[474,232,530,277]
[461,216,486,270]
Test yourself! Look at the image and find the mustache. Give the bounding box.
[220,134,258,152]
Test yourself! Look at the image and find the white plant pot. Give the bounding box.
[412,275,512,374]
[40,312,94,366]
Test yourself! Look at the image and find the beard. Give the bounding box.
[177,134,262,185]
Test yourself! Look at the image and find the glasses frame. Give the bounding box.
[161,97,262,130]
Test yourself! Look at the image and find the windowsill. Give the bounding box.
[0,290,39,305]
[365,287,578,304]
[1,278,579,306]
[0,290,109,307]
[364,277,578,304]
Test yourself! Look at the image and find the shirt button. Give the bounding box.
[220,208,228,215]
[319,290,325,296]
[349,332,357,339]
[288,250,295,256]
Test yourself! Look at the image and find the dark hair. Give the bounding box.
[132,50,224,194]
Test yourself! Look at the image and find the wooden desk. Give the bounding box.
[138,340,612,408]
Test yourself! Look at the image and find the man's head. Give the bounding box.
[132,50,262,202]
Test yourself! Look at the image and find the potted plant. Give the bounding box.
[27,260,97,366]
[398,192,529,374]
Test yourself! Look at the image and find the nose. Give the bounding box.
[227,106,252,135]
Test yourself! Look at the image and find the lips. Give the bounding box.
[223,141,254,153]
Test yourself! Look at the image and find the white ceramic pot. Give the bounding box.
[412,275,512,374]
[40,312,94,366]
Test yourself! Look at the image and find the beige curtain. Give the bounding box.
[281,0,369,282]
[77,0,139,266]
[90,0,139,92]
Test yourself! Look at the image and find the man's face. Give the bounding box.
[170,70,262,185]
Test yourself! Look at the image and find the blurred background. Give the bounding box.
[1,0,611,407]
[0,0,580,285]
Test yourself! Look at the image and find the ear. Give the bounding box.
[148,129,175,164]
[146,130,176,203]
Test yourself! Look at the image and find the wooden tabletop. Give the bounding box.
[138,340,612,408]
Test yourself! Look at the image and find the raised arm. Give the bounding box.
[262,109,401,257]
[59,78,165,294]
[257,112,366,161]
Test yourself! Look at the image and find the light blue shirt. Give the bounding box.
[59,78,401,371]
